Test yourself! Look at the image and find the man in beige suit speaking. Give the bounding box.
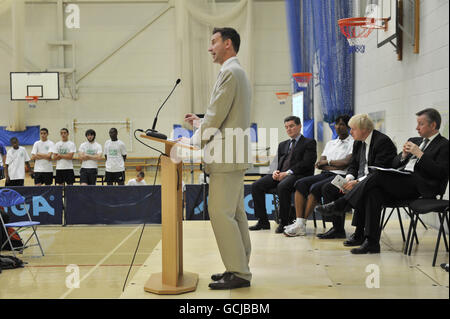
[183,27,252,290]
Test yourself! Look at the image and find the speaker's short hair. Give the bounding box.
[348,114,374,131]
[416,108,442,129]
[212,27,241,53]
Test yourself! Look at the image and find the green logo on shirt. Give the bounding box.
[109,149,118,156]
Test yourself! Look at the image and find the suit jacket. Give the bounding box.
[192,57,252,174]
[277,135,317,177]
[392,134,449,197]
[347,129,397,179]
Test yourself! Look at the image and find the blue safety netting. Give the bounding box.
[286,0,354,126]
[285,0,315,138]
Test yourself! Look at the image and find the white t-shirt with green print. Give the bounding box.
[31,140,55,172]
[55,140,77,170]
[104,139,127,172]
[6,146,30,180]
[79,141,102,169]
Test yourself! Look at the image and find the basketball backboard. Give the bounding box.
[377,0,397,48]
[10,72,60,101]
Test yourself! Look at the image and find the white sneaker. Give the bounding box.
[284,222,297,231]
[284,224,306,237]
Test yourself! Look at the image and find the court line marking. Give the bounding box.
[28,264,143,268]
[58,225,140,299]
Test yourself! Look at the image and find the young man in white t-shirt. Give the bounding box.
[127,171,147,185]
[53,128,77,185]
[104,127,127,185]
[78,129,103,185]
[4,137,33,186]
[31,128,55,186]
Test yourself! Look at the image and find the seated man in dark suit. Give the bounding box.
[250,115,317,233]
[315,113,397,244]
[316,108,449,254]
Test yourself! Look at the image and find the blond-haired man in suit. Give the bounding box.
[183,27,252,290]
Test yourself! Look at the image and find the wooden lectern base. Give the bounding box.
[144,272,199,295]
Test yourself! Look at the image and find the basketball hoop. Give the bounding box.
[275,92,290,105]
[25,96,39,108]
[292,72,313,88]
[338,17,388,53]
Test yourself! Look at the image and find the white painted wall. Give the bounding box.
[0,0,291,157]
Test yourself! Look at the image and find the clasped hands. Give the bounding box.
[272,170,289,181]
[315,159,328,169]
[402,141,423,159]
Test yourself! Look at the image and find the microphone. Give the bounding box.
[146,78,181,140]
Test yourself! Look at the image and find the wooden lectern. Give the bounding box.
[141,134,199,294]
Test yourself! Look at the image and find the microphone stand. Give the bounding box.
[146,79,181,140]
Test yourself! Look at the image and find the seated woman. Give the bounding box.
[284,115,353,237]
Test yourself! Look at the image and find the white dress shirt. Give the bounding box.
[346,130,373,182]
[322,135,354,175]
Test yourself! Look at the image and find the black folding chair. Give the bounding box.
[405,198,449,266]
[380,199,427,243]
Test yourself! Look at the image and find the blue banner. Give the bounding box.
[184,184,278,221]
[0,125,40,146]
[0,186,63,224]
[64,185,161,225]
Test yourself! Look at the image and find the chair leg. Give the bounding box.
[396,207,406,242]
[408,214,419,256]
[313,210,317,228]
[31,225,45,256]
[432,212,445,267]
[417,216,428,230]
[404,214,414,255]
[273,195,280,225]
[406,209,420,245]
[322,217,326,229]
[382,208,394,230]
[441,214,449,252]
[444,211,450,252]
[380,207,386,229]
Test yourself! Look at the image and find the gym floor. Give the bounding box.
[1,217,448,299]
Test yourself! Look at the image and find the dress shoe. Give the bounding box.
[317,227,335,238]
[314,202,344,217]
[343,233,364,246]
[275,223,287,234]
[317,228,346,239]
[249,221,270,231]
[350,239,380,254]
[211,271,230,281]
[440,263,449,272]
[208,272,251,290]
